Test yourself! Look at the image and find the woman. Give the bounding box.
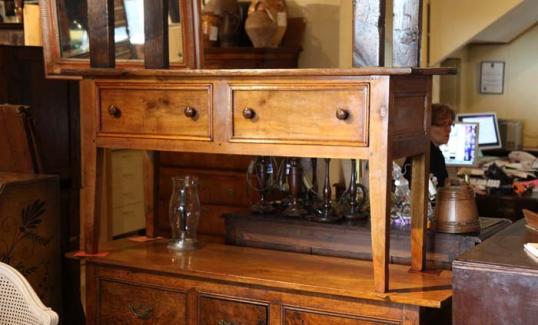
[404,103,455,187]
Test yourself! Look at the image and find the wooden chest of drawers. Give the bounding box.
[85,241,452,325]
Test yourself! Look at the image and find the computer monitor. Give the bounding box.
[456,112,502,150]
[440,122,479,167]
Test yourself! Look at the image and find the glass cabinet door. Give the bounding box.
[41,0,197,76]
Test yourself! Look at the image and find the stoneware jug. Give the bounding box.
[245,1,278,48]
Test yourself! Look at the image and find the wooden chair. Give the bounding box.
[0,262,59,325]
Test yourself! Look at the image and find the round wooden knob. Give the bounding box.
[108,105,121,118]
[184,106,197,118]
[336,108,349,121]
[242,107,256,120]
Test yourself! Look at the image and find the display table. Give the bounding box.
[453,219,538,324]
[475,191,538,221]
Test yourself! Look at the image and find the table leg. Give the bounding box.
[410,150,429,271]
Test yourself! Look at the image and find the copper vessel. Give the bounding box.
[435,185,480,233]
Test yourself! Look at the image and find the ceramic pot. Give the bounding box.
[247,0,287,47]
[245,1,277,48]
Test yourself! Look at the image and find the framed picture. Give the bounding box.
[480,61,505,94]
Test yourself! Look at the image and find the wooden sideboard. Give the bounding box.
[78,68,455,296]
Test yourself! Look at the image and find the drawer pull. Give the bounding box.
[108,105,122,118]
[128,303,153,320]
[335,108,349,121]
[184,106,197,119]
[218,320,237,325]
[242,107,256,120]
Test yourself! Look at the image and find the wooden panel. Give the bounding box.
[158,167,251,205]
[284,308,393,325]
[229,83,369,146]
[98,84,212,139]
[144,0,169,69]
[158,200,249,236]
[392,0,423,67]
[159,152,253,170]
[88,0,115,68]
[199,295,268,325]
[390,77,428,139]
[98,279,186,324]
[352,0,385,67]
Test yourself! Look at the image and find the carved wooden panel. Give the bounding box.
[392,0,423,67]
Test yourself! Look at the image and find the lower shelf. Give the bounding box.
[225,214,511,269]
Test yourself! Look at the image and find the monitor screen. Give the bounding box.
[456,112,502,150]
[440,122,479,167]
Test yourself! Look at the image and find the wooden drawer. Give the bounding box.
[284,308,390,325]
[199,295,268,325]
[98,278,186,324]
[228,83,369,146]
[98,83,212,140]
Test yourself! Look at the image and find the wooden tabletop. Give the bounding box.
[82,240,452,308]
[455,219,538,273]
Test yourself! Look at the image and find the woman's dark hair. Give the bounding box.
[431,103,455,126]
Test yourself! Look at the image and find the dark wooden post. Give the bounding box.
[87,0,115,68]
[392,0,423,67]
[352,0,385,67]
[144,0,169,69]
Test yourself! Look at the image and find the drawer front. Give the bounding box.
[199,295,268,325]
[98,279,186,324]
[229,83,369,146]
[284,308,392,325]
[99,84,212,140]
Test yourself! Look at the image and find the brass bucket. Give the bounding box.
[435,185,480,233]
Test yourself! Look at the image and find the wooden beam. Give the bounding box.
[352,0,385,67]
[392,0,423,67]
[144,0,169,69]
[87,0,115,68]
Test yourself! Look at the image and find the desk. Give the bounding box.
[453,220,538,324]
[475,192,538,221]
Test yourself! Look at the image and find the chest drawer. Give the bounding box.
[284,308,390,325]
[199,295,268,325]
[229,83,369,146]
[98,279,186,324]
[98,83,212,140]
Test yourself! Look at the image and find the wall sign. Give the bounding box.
[480,61,505,94]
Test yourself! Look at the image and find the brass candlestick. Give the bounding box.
[283,157,307,217]
[312,158,341,223]
[342,159,368,220]
[251,156,275,214]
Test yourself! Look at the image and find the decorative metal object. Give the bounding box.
[312,158,341,223]
[341,159,368,220]
[168,176,201,251]
[250,156,276,214]
[283,157,307,217]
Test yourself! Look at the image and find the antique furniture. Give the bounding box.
[39,0,456,323]
[0,262,59,325]
[0,173,62,317]
[475,191,538,222]
[453,219,538,324]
